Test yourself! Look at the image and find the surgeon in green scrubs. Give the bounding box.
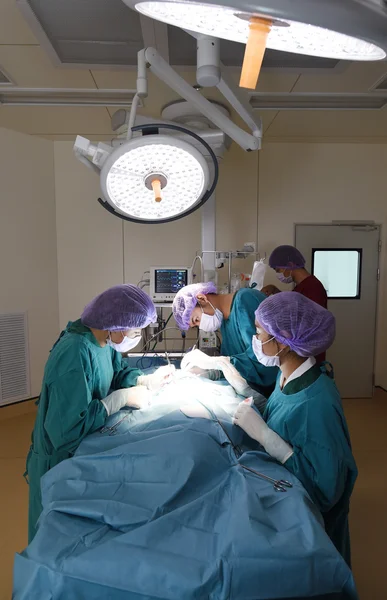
[233,292,357,566]
[26,284,174,542]
[173,282,278,399]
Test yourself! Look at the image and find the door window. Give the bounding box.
[312,249,362,299]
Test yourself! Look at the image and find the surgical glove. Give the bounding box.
[124,386,152,409]
[233,400,293,464]
[137,364,176,391]
[180,404,212,419]
[216,356,251,396]
[101,386,151,417]
[181,349,218,372]
[185,366,211,377]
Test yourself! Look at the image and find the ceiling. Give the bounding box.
[1,0,387,142]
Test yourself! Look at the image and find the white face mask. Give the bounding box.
[252,335,283,368]
[199,302,223,332]
[276,272,293,285]
[107,332,141,353]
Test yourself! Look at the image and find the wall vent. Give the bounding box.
[0,313,30,405]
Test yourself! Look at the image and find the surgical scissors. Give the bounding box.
[196,399,292,493]
[100,412,131,435]
[240,464,293,493]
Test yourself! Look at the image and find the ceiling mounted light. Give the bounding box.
[75,123,219,224]
[126,0,387,89]
[74,46,263,224]
[101,132,210,223]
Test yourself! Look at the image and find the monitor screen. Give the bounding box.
[155,269,188,295]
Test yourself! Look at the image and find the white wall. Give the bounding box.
[54,143,123,327]
[0,127,58,397]
[258,143,387,389]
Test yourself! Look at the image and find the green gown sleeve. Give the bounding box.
[285,441,348,513]
[110,348,144,389]
[44,367,107,454]
[222,289,278,391]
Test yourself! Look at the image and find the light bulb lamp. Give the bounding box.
[97,122,219,224]
[126,0,387,89]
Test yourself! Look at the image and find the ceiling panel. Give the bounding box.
[92,69,202,116]
[90,70,137,89]
[293,62,387,94]
[0,106,112,135]
[35,133,116,141]
[0,46,96,87]
[168,27,196,66]
[264,108,387,140]
[26,0,141,42]
[262,112,281,133]
[0,69,12,84]
[0,0,38,44]
[17,0,143,65]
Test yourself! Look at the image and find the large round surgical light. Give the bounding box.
[133,1,386,62]
[99,125,217,224]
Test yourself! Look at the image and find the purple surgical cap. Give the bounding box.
[81,284,157,331]
[255,291,335,357]
[269,245,306,269]
[173,282,217,330]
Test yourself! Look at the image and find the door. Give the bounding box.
[295,224,380,398]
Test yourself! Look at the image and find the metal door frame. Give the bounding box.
[294,222,382,393]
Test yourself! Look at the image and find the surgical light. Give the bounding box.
[95,123,218,224]
[74,46,262,222]
[100,134,209,222]
[127,0,387,89]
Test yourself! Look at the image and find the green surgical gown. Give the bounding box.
[220,288,278,396]
[26,320,143,542]
[264,366,358,566]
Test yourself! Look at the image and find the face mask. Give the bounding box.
[252,335,283,368]
[276,272,293,285]
[199,302,223,332]
[107,333,141,353]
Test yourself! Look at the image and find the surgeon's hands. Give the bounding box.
[125,386,152,409]
[137,364,176,391]
[233,399,293,464]
[181,350,256,396]
[216,357,251,396]
[233,398,267,440]
[102,386,151,416]
[181,349,219,372]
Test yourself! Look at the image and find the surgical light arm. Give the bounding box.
[140,47,261,151]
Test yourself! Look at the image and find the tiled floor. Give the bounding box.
[1,391,386,599]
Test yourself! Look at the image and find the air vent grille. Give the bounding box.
[0,313,30,405]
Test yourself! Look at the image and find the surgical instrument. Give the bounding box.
[100,411,132,435]
[240,464,293,493]
[196,399,292,493]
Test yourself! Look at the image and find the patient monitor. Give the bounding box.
[150,266,192,303]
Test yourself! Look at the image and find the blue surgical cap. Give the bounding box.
[173,282,217,330]
[256,292,335,357]
[81,284,157,331]
[269,245,306,269]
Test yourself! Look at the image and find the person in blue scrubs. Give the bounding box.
[26,284,174,542]
[173,282,278,399]
[233,292,357,566]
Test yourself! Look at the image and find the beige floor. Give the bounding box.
[1,391,386,600]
